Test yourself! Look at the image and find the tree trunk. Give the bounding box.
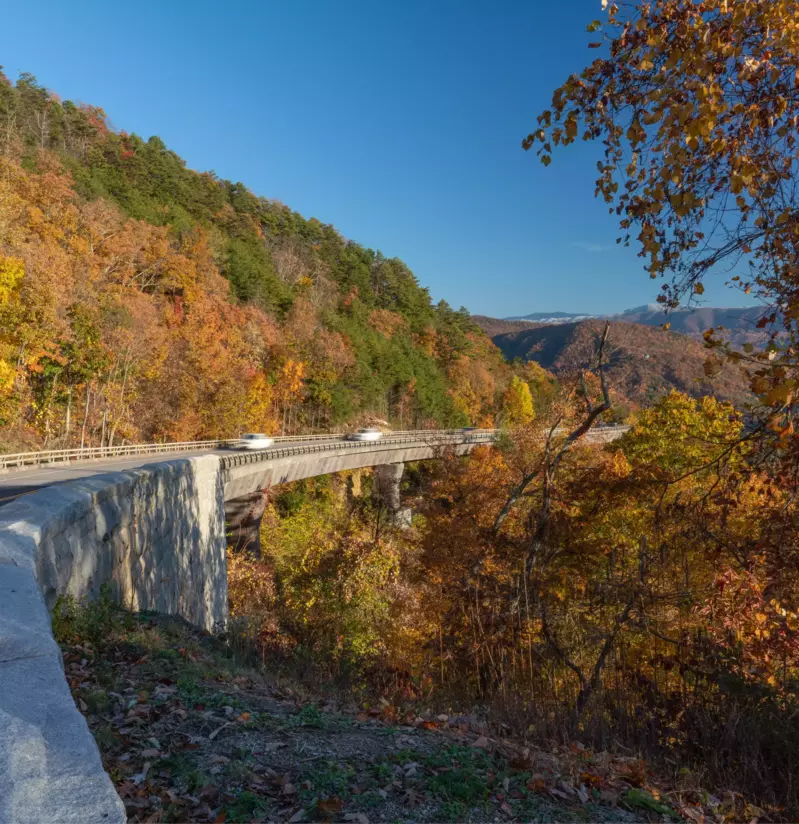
[572,595,635,720]
[80,385,92,450]
[64,385,72,444]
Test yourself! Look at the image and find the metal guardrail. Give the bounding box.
[220,426,630,470]
[221,430,498,469]
[0,433,348,470]
[0,425,629,471]
[0,440,229,470]
[0,430,487,471]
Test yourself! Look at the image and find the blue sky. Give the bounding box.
[1,0,747,317]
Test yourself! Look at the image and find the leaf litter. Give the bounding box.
[59,610,769,823]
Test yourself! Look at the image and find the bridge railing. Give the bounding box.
[221,430,498,468]
[0,425,629,471]
[0,433,347,470]
[0,429,502,470]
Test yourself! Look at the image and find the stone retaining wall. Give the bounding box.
[0,455,227,824]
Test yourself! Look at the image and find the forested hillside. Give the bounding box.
[0,69,526,450]
[483,319,752,409]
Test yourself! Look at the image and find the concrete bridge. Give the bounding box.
[0,425,628,822]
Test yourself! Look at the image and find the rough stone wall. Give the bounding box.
[225,489,269,559]
[373,463,404,512]
[4,455,228,631]
[0,455,227,823]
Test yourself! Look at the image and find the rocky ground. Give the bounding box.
[55,601,762,823]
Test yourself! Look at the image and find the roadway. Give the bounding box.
[0,426,626,507]
[0,439,343,506]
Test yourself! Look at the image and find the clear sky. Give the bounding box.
[0,0,747,317]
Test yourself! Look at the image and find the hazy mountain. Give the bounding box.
[484,319,753,409]
[506,310,602,324]
[499,304,769,346]
[615,305,766,343]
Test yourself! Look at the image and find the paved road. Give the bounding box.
[0,439,343,506]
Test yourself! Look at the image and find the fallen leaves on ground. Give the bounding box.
[60,611,769,823]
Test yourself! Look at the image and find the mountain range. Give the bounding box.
[499,304,767,344]
[473,311,757,409]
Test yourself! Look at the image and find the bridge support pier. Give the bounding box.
[373,463,412,527]
[225,489,268,559]
[346,469,363,502]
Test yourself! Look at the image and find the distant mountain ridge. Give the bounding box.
[481,319,753,409]
[507,310,603,324]
[504,304,765,340]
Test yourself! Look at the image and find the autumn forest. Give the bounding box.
[6,0,799,819]
[0,70,552,450]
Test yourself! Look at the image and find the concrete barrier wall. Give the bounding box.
[0,455,227,824]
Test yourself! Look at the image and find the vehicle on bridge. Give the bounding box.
[346,427,383,442]
[237,433,275,450]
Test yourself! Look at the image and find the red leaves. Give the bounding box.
[526,774,549,793]
[316,796,343,818]
[617,759,648,788]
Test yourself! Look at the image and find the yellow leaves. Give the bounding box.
[503,376,535,426]
[0,359,15,396]
[0,255,24,305]
[276,359,305,400]
[620,391,746,485]
[242,373,278,434]
[642,109,662,127]
[609,450,632,479]
[762,382,794,407]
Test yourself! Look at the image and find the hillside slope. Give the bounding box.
[489,320,752,407]
[0,69,513,449]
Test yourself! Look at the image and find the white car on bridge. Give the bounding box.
[237,433,274,450]
[346,428,383,442]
